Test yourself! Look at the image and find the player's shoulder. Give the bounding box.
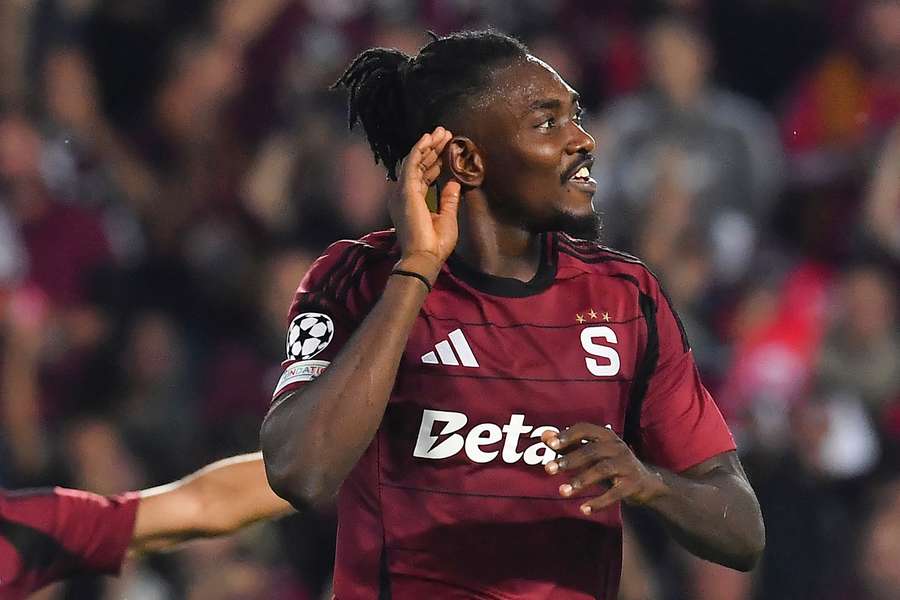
[556,233,662,296]
[300,230,399,294]
[320,229,398,258]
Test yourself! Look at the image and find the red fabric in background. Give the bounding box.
[20,201,111,308]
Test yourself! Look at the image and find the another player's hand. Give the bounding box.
[542,424,668,515]
[390,127,462,284]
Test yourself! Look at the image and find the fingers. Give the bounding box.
[432,181,461,245]
[559,460,619,496]
[408,127,452,169]
[420,150,440,174]
[402,127,453,191]
[541,422,653,513]
[545,439,622,474]
[437,181,461,215]
[431,127,452,155]
[422,162,441,185]
[392,126,459,268]
[579,482,636,515]
[542,422,617,453]
[418,141,446,172]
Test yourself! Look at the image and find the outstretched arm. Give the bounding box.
[0,453,294,597]
[131,452,293,554]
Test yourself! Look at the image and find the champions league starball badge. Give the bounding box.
[287,313,335,360]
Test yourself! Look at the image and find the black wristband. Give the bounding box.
[390,269,433,293]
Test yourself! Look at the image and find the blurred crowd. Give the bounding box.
[0,0,898,599]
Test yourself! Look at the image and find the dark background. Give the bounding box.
[1,0,899,598]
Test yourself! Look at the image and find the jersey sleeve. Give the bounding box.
[0,487,139,598]
[271,241,362,400]
[635,282,736,473]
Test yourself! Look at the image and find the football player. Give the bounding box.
[261,30,764,599]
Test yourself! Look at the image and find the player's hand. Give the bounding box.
[390,127,462,284]
[542,424,668,515]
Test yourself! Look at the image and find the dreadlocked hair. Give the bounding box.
[332,30,529,180]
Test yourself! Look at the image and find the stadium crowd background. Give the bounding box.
[1,0,899,598]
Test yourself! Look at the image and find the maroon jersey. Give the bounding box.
[273,230,736,599]
[0,487,139,599]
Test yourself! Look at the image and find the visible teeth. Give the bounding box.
[572,166,590,179]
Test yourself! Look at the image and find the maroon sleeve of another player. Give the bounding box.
[271,241,363,400]
[0,487,139,596]
[636,284,736,473]
[50,488,139,574]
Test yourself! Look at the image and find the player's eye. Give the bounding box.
[536,117,556,131]
[573,107,585,125]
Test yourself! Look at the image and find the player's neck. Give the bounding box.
[454,199,542,282]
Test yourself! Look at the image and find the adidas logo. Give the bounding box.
[421,328,479,368]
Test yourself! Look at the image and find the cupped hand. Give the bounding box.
[389,127,462,283]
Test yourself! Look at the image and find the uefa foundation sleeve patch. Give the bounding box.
[273,312,337,398]
[274,359,330,397]
[270,235,395,402]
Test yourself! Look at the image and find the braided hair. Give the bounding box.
[332,30,529,180]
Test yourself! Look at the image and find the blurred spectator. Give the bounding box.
[751,400,857,600]
[654,232,725,378]
[862,122,900,262]
[781,0,900,186]
[854,480,900,600]
[814,265,900,414]
[0,202,27,290]
[0,0,33,104]
[593,14,784,283]
[1,112,113,305]
[717,263,832,451]
[1,284,52,483]
[62,416,145,496]
[0,109,118,484]
[40,44,157,243]
[179,532,311,600]
[332,138,392,234]
[113,310,198,481]
[259,248,316,345]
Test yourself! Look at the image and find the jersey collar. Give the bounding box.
[444,232,558,298]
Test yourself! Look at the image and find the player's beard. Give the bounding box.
[490,193,602,241]
[541,209,602,241]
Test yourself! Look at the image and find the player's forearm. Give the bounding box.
[261,274,429,508]
[640,460,764,571]
[131,453,293,553]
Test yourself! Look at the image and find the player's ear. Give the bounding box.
[446,136,484,188]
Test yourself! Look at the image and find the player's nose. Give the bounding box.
[566,124,595,155]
